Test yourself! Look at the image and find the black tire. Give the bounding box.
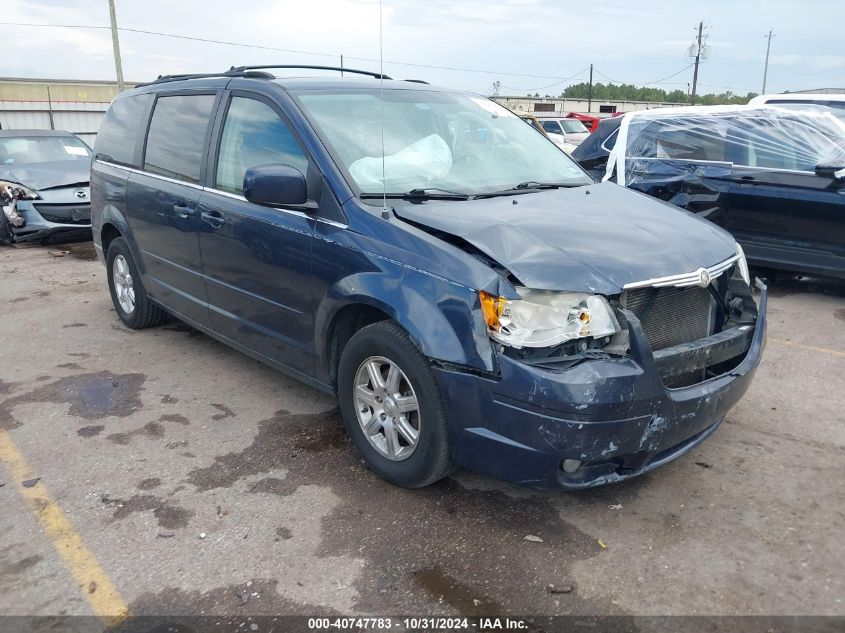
[338,320,453,488]
[106,237,166,329]
[0,211,12,246]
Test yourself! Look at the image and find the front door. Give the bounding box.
[197,93,316,376]
[126,92,217,325]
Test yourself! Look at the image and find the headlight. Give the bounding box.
[0,180,39,203]
[479,288,620,349]
[736,243,750,286]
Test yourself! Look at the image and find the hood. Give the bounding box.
[0,160,90,191]
[393,182,737,295]
[564,132,588,145]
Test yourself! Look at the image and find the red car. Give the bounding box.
[565,112,602,133]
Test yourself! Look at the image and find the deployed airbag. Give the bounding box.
[349,134,452,189]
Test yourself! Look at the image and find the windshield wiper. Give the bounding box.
[512,181,565,190]
[360,188,471,201]
[475,181,574,199]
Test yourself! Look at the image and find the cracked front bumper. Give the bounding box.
[434,281,768,489]
[6,199,92,243]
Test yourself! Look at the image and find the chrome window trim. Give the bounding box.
[623,254,740,290]
[95,159,347,228]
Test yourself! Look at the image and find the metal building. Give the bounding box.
[0,77,132,147]
[492,95,686,118]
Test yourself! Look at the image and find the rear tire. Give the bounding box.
[338,320,453,488]
[106,237,166,329]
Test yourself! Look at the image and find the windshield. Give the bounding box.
[561,119,588,133]
[291,88,592,195]
[0,135,91,166]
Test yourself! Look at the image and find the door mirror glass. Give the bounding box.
[243,164,308,207]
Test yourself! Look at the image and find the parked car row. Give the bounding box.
[4,70,840,490]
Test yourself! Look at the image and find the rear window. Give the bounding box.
[95,93,151,166]
[143,94,216,183]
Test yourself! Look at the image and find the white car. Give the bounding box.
[540,118,590,146]
[748,93,845,119]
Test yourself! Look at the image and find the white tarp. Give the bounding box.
[603,104,845,186]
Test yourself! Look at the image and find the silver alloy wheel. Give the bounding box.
[112,254,135,314]
[353,355,421,461]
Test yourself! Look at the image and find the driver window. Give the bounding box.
[216,97,308,195]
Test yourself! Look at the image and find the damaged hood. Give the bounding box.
[394,182,737,295]
[0,160,90,192]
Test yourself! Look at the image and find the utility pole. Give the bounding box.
[587,63,593,113]
[762,29,774,94]
[108,0,124,92]
[690,20,703,105]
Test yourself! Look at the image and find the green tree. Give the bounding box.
[558,82,758,105]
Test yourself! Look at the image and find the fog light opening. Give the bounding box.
[561,458,582,474]
[3,203,25,227]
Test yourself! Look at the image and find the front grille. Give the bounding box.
[622,285,714,351]
[661,369,707,389]
[33,203,91,225]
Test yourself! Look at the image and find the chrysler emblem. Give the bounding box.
[75,189,87,199]
[697,268,711,287]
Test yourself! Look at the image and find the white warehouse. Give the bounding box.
[0,77,131,147]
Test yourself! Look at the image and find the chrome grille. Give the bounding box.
[623,285,714,351]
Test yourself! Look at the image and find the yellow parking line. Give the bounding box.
[769,337,845,359]
[0,428,129,622]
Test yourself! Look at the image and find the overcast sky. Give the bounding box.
[3,0,843,97]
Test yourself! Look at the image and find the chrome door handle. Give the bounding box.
[200,210,226,229]
[173,204,195,219]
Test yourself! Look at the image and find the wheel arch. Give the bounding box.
[315,270,496,389]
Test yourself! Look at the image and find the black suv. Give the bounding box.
[90,66,767,489]
[573,107,845,279]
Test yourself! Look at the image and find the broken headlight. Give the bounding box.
[479,288,620,349]
[0,180,39,203]
[735,243,751,286]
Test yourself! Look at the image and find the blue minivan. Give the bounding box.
[90,66,767,489]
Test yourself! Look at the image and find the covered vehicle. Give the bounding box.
[572,106,845,279]
[0,130,93,244]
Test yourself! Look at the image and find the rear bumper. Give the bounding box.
[5,200,91,243]
[434,281,768,489]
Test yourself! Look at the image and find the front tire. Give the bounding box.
[338,320,453,488]
[106,237,166,329]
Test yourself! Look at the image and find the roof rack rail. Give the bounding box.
[136,69,274,87]
[404,79,429,84]
[228,65,392,80]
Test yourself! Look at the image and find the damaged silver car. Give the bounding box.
[0,130,93,245]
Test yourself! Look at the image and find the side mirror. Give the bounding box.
[814,164,845,181]
[243,163,310,208]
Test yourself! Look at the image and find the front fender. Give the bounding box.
[314,267,496,383]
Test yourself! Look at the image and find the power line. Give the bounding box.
[0,21,592,81]
[592,68,620,84]
[642,64,695,86]
[590,64,693,87]
[500,66,591,93]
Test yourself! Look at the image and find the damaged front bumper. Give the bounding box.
[434,280,768,489]
[4,199,92,243]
